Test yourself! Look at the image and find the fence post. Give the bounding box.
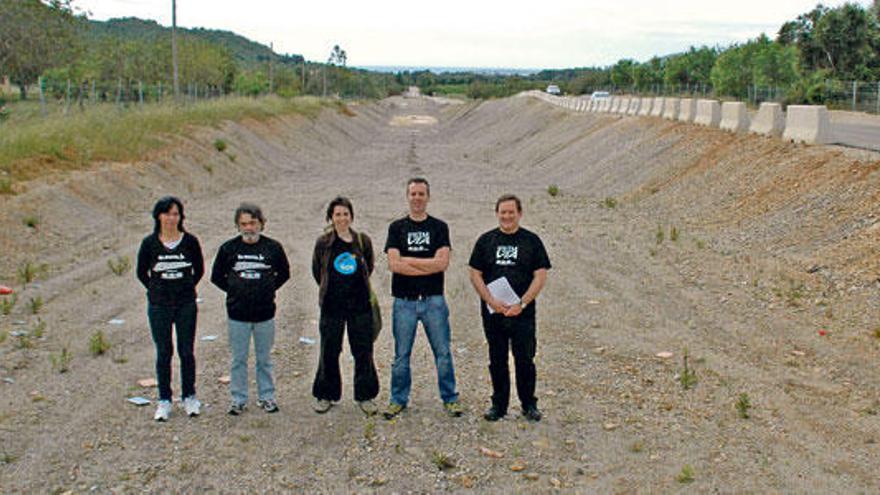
[876,81,879,115]
[852,80,857,111]
[39,76,47,116]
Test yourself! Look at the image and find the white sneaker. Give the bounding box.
[154,400,172,422]
[183,396,201,417]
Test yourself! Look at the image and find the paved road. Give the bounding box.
[832,121,880,151]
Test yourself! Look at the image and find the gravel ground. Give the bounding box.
[1,95,879,492]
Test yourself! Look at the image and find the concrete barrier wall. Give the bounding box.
[694,99,721,127]
[678,98,696,122]
[783,105,833,144]
[638,97,653,116]
[616,97,630,114]
[663,98,681,120]
[601,98,612,113]
[650,97,665,117]
[609,98,620,113]
[750,103,785,136]
[720,102,750,132]
[627,98,641,115]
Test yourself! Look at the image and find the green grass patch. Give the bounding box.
[89,330,111,356]
[676,464,695,483]
[736,392,752,419]
[0,96,326,187]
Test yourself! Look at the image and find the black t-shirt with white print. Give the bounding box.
[468,227,551,318]
[136,232,205,306]
[210,235,291,323]
[384,215,450,298]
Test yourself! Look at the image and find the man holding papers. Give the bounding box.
[468,194,551,422]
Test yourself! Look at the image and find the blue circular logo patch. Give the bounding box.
[333,252,357,275]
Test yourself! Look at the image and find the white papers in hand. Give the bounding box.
[486,277,521,314]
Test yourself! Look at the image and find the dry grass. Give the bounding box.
[0,96,326,190]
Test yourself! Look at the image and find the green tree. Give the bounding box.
[0,0,83,99]
[814,3,875,79]
[710,43,755,98]
[610,59,636,90]
[751,34,799,88]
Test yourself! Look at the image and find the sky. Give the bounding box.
[75,0,872,70]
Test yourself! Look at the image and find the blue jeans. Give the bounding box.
[390,295,458,406]
[147,302,197,401]
[228,318,275,405]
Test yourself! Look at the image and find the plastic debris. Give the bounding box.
[2,378,14,384]
[0,286,13,295]
[217,375,230,384]
[200,335,218,342]
[127,397,151,406]
[108,319,125,325]
[478,446,504,458]
[298,336,316,345]
[656,351,674,359]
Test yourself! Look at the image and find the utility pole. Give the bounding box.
[268,42,274,94]
[172,0,179,101]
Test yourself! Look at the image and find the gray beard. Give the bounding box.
[241,232,261,243]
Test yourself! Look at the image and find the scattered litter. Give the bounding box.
[218,375,230,384]
[200,335,218,342]
[298,336,316,345]
[2,378,14,384]
[12,320,26,326]
[127,397,151,406]
[523,473,540,481]
[791,350,806,357]
[478,446,504,458]
[137,378,158,388]
[818,329,828,337]
[196,297,204,304]
[586,300,600,305]
[10,330,28,337]
[603,422,620,431]
[108,319,125,325]
[0,285,13,295]
[655,351,674,359]
[510,463,526,472]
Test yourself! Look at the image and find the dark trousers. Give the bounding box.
[483,313,537,413]
[147,301,197,401]
[312,308,379,402]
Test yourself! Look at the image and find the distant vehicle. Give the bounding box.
[590,91,610,101]
[546,85,561,95]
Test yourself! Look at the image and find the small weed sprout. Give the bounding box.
[51,347,72,373]
[547,184,560,197]
[1,295,16,315]
[0,329,6,344]
[873,327,880,340]
[649,248,657,257]
[213,139,227,152]
[108,256,131,276]
[676,464,695,483]
[679,348,698,390]
[18,262,47,285]
[28,296,43,315]
[16,333,34,349]
[0,178,12,195]
[670,226,679,242]
[695,239,705,249]
[655,225,664,244]
[89,330,111,356]
[22,215,39,229]
[0,452,17,464]
[736,392,752,419]
[602,197,617,208]
[431,451,455,471]
[629,441,644,453]
[364,418,376,441]
[32,319,45,338]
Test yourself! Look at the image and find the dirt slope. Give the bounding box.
[1,95,879,492]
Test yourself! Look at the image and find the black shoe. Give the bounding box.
[483,406,506,422]
[522,405,542,422]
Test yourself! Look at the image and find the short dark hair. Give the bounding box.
[326,196,354,222]
[152,196,186,234]
[495,194,522,213]
[406,177,430,195]
[234,202,265,227]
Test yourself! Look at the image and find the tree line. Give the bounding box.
[0,0,403,103]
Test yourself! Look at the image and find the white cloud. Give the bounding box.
[76,0,872,68]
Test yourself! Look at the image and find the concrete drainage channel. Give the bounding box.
[525,91,880,152]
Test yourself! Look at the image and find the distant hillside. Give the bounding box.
[86,17,304,68]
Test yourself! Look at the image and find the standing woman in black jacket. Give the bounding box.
[136,196,205,422]
[311,196,380,416]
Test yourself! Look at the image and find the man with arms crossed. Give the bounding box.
[383,178,463,419]
[468,194,551,422]
[211,203,290,415]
